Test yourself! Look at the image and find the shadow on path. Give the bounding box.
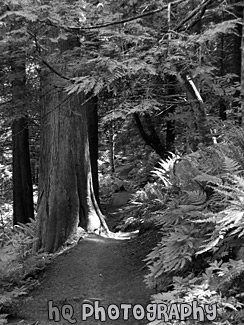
[12,229,157,325]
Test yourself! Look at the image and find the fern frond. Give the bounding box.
[180,189,207,205]
[222,156,242,174]
[151,153,180,187]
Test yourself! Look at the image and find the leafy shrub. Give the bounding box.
[128,153,179,221]
[144,140,244,324]
[0,219,37,281]
[145,145,244,284]
[0,219,52,318]
[220,126,244,171]
[149,260,244,325]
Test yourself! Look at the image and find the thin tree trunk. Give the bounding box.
[226,0,242,124]
[176,2,210,148]
[228,0,242,77]
[133,113,168,159]
[12,57,34,225]
[166,75,176,152]
[108,126,115,173]
[219,33,227,120]
[177,73,211,147]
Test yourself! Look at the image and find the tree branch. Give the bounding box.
[44,0,187,31]
[175,0,214,31]
[41,59,71,81]
[176,0,211,31]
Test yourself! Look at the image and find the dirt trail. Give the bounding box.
[10,207,158,325]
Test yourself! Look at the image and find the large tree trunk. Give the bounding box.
[36,72,109,253]
[12,57,34,225]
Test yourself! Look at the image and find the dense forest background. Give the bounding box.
[1,0,244,324]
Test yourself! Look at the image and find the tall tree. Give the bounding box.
[10,37,34,225]
[12,115,34,225]
[36,41,109,252]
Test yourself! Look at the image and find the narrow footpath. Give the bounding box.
[10,207,158,325]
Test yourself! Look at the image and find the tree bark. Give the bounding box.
[36,72,109,253]
[86,96,99,204]
[12,57,34,225]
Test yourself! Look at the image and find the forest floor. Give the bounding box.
[8,203,160,325]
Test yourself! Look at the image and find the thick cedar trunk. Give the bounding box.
[36,73,108,253]
[12,57,34,225]
[35,30,109,252]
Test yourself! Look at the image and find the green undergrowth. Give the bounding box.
[0,217,53,324]
[127,128,244,325]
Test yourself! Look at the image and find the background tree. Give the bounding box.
[12,55,34,225]
[0,5,34,225]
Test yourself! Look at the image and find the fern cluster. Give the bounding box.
[144,188,210,287]
[0,219,51,319]
[149,260,244,325]
[142,137,244,324]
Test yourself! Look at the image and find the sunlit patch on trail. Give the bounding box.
[83,230,139,242]
[109,230,139,240]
